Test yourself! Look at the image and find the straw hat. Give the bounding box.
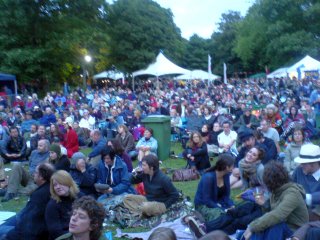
[294,144,320,163]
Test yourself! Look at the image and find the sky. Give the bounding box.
[155,0,254,39]
[106,0,254,39]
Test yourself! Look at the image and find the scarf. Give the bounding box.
[239,159,262,187]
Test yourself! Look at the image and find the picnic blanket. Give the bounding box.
[115,217,194,240]
[112,197,193,228]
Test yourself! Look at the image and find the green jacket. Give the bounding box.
[55,232,72,240]
[249,182,308,233]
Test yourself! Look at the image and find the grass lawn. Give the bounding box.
[1,141,242,239]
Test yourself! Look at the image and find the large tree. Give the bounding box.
[235,0,320,72]
[106,0,185,73]
[0,0,109,87]
[183,34,210,70]
[208,11,244,75]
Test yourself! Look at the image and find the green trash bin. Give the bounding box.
[141,115,171,161]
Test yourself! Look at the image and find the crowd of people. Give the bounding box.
[0,75,319,239]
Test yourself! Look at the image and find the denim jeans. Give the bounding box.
[0,216,17,238]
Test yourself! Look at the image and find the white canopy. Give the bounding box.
[93,70,124,80]
[175,69,220,80]
[132,52,190,77]
[286,55,320,73]
[267,55,320,79]
[267,67,289,78]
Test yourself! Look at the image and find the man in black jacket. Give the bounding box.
[0,162,55,240]
[124,154,180,217]
[1,127,26,164]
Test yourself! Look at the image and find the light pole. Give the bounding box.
[83,55,92,90]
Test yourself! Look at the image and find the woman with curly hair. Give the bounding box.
[56,196,106,240]
[243,161,308,240]
[183,131,210,174]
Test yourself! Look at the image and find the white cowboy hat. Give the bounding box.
[294,144,320,164]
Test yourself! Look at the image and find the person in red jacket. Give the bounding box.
[62,117,79,158]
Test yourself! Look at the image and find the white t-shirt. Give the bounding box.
[218,130,238,152]
[263,127,280,143]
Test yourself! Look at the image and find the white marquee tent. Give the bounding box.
[132,52,190,78]
[175,69,220,81]
[93,70,125,80]
[267,55,320,79]
[267,67,289,78]
[286,55,320,75]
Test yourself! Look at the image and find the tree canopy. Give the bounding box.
[1,0,320,86]
[106,0,185,73]
[235,0,320,71]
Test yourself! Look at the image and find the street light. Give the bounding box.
[83,55,92,90]
[85,55,92,63]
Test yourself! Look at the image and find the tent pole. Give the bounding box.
[14,80,17,96]
[157,76,159,89]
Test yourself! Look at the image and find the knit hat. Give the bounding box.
[71,152,86,165]
[49,144,61,159]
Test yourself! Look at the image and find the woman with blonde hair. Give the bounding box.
[45,170,80,240]
[183,131,210,174]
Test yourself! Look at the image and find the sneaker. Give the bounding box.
[182,211,205,225]
[188,217,206,239]
[1,192,16,202]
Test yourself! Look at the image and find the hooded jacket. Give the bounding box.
[249,182,308,233]
[97,155,135,195]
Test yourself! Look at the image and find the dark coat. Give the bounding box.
[183,142,211,171]
[54,155,70,172]
[131,170,180,208]
[6,183,51,240]
[70,163,97,196]
[45,197,75,240]
[1,136,27,162]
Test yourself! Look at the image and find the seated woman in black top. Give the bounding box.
[183,131,211,174]
[45,170,80,240]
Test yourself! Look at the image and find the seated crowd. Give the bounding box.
[0,77,320,239]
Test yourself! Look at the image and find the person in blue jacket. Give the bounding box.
[39,107,56,127]
[96,149,135,202]
[194,153,235,222]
